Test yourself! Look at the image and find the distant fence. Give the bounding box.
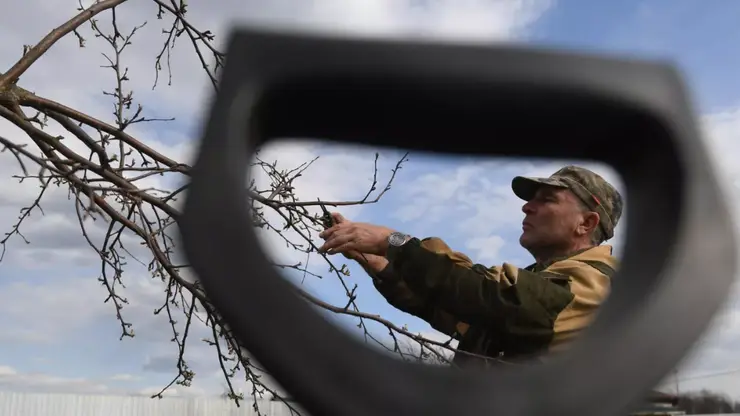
[0,391,306,416]
[3,391,738,416]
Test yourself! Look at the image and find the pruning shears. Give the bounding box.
[317,198,334,230]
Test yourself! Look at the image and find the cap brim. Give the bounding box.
[511,176,569,201]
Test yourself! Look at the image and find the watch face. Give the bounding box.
[389,232,407,246]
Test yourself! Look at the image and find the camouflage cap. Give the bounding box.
[511,165,623,240]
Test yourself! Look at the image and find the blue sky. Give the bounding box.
[1,0,740,405]
[530,0,740,112]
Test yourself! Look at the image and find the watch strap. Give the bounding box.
[386,233,413,263]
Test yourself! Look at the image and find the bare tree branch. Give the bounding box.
[0,0,128,89]
[0,1,489,414]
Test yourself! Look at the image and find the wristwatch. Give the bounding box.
[386,231,412,263]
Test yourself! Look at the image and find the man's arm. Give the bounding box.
[385,238,577,338]
[351,238,473,338]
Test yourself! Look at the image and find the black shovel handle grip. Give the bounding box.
[180,26,736,416]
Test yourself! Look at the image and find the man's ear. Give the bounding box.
[575,210,600,237]
[581,211,601,235]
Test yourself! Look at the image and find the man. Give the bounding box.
[318,165,623,367]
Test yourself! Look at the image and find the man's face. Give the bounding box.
[519,186,595,252]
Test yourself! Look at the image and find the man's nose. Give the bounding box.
[522,200,536,214]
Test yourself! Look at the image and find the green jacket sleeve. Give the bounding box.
[368,237,474,338]
[372,268,462,337]
[386,238,576,334]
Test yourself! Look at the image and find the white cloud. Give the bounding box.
[20,0,740,405]
[109,374,141,382]
[394,163,484,223]
[0,365,110,395]
[0,0,556,277]
[0,278,108,344]
[0,364,217,397]
[250,140,401,270]
[392,156,626,264]
[0,0,396,391]
[702,108,740,210]
[466,234,506,264]
[217,0,553,42]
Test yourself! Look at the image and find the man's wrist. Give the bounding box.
[374,261,401,283]
[360,254,389,274]
[385,231,413,263]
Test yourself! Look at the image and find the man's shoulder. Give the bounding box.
[418,236,475,268]
[546,245,618,278]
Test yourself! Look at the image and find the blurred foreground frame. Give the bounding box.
[180,25,737,416]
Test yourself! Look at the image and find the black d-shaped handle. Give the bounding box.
[180,26,737,416]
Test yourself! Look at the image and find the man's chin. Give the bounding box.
[519,231,542,251]
[519,233,532,249]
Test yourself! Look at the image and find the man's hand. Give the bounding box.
[324,213,360,261]
[318,212,395,257]
[319,212,390,274]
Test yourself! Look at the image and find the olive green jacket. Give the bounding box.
[372,237,617,367]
